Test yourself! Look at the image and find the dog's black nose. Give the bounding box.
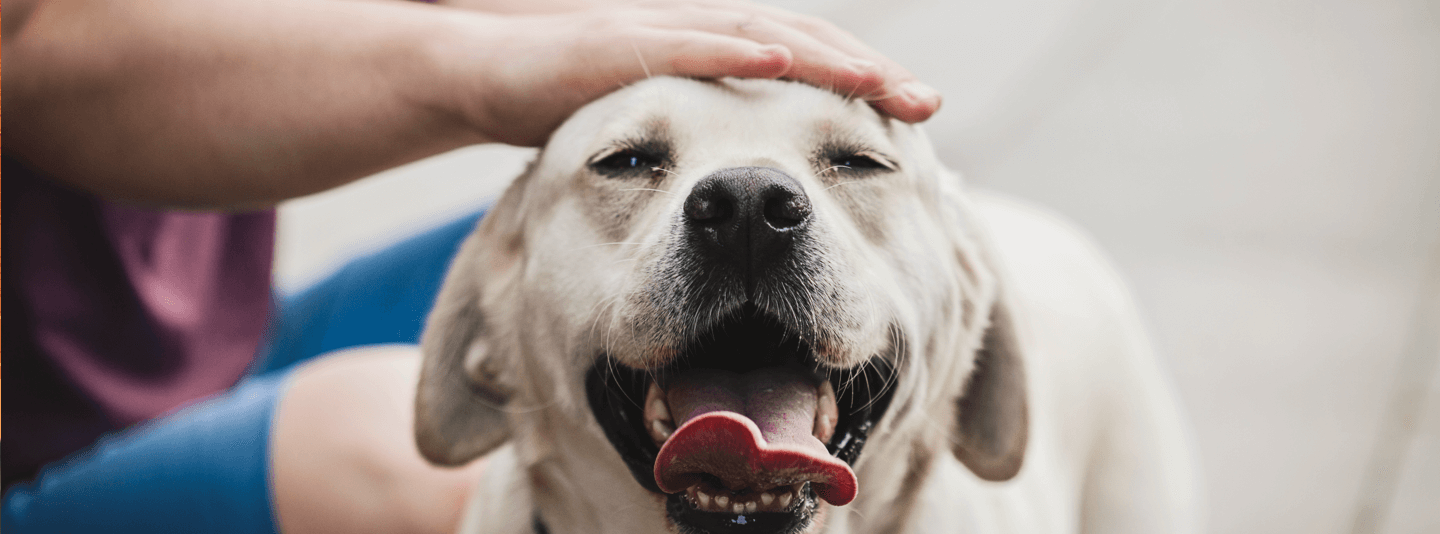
[683,167,811,286]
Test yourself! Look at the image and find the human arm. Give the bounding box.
[2,0,939,207]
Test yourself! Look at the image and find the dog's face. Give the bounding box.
[416,78,1027,534]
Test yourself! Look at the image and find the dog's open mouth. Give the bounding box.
[586,305,897,534]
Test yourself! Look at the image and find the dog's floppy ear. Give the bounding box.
[414,170,532,466]
[940,174,1029,482]
[952,297,1028,481]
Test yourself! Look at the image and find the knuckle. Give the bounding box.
[788,14,831,34]
[742,14,779,34]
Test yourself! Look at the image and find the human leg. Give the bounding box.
[3,208,491,532]
[2,371,289,533]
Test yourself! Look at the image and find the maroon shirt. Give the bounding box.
[3,158,276,487]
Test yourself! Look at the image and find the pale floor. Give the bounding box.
[275,0,1440,532]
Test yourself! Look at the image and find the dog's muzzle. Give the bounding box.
[583,166,898,534]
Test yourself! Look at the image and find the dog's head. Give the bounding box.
[415,77,1026,534]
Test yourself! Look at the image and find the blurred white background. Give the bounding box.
[274,0,1440,532]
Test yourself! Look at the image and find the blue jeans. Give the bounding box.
[1,208,486,533]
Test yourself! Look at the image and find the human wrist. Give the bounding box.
[420,9,582,147]
[412,9,539,146]
[391,7,508,147]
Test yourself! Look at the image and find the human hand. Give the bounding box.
[434,1,942,147]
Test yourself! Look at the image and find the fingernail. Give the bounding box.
[900,81,940,104]
[757,44,789,57]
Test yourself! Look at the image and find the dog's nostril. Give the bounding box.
[685,195,732,224]
[683,167,809,280]
[764,194,811,230]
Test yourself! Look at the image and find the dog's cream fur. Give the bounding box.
[414,77,1202,534]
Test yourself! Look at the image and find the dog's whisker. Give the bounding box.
[847,506,868,521]
[843,76,863,104]
[630,41,653,79]
[861,360,875,404]
[493,396,561,414]
[584,295,624,379]
[854,326,903,415]
[846,281,896,414]
[851,84,897,104]
[823,176,864,191]
[574,241,646,252]
[584,296,616,350]
[619,187,674,195]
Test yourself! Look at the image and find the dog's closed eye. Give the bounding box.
[819,142,898,176]
[593,149,658,171]
[590,145,671,179]
[828,153,892,172]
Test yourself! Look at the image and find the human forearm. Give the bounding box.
[3,0,942,207]
[4,0,482,206]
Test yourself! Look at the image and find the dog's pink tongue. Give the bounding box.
[653,367,856,506]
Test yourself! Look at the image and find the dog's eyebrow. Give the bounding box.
[623,135,673,160]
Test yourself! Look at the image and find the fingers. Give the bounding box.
[633,8,884,102]
[634,29,794,80]
[635,1,941,122]
[730,4,943,121]
[868,81,942,123]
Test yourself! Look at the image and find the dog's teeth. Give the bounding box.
[651,420,673,441]
[715,494,730,508]
[815,380,838,442]
[697,491,711,509]
[760,492,775,506]
[815,415,833,442]
[644,381,677,444]
[646,381,672,418]
[777,492,793,509]
[649,397,671,423]
[745,501,758,514]
[732,502,745,514]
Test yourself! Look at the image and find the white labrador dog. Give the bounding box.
[413,77,1201,534]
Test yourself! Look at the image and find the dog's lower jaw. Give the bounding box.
[664,487,826,534]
